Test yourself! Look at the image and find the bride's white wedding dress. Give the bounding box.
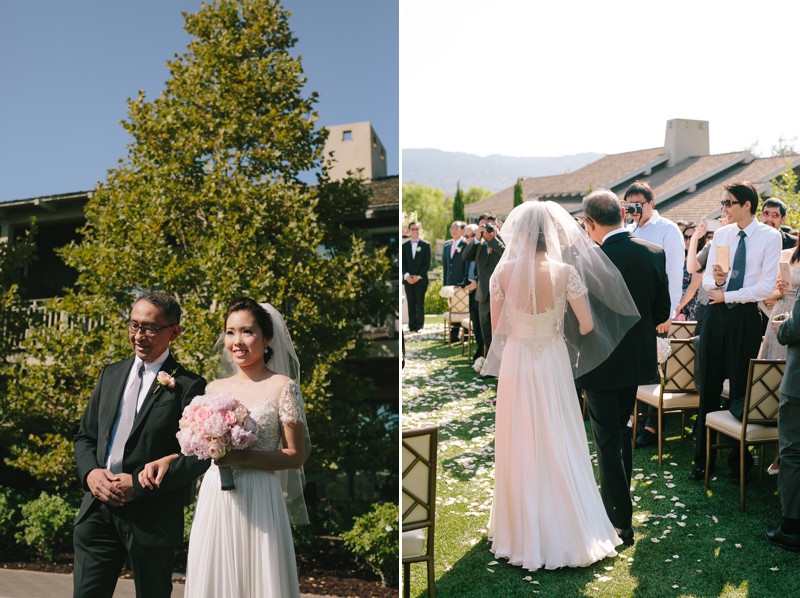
[184,380,305,598]
[487,263,621,571]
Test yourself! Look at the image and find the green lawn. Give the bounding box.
[402,318,797,598]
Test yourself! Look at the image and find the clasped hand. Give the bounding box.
[87,469,135,507]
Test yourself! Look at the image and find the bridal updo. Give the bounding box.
[225,297,275,365]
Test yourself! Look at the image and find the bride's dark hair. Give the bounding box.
[225,297,275,364]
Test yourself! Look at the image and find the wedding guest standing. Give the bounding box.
[402,221,431,332]
[764,289,800,552]
[760,198,798,250]
[442,220,468,343]
[688,182,782,483]
[462,224,483,363]
[462,212,505,361]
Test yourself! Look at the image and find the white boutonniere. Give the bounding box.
[456,246,462,253]
[156,369,177,388]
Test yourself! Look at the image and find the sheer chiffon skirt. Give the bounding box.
[184,464,300,598]
[488,336,621,571]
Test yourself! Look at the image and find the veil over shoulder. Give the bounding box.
[481,201,640,378]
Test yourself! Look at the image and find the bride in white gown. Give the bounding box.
[483,201,639,571]
[140,298,309,597]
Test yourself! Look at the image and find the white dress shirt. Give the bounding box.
[702,219,782,304]
[628,210,685,318]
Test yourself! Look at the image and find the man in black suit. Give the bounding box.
[462,212,505,360]
[578,189,671,545]
[73,291,209,598]
[402,221,431,332]
[462,224,484,361]
[442,220,468,342]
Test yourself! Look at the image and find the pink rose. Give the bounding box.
[219,431,231,446]
[181,406,195,423]
[176,428,194,455]
[234,404,249,425]
[203,413,227,438]
[222,410,237,427]
[157,371,176,388]
[207,439,226,460]
[192,440,210,460]
[195,407,211,422]
[208,394,236,412]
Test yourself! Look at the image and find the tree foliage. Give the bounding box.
[513,178,523,208]
[401,182,449,241]
[0,222,37,362]
[452,183,465,228]
[463,185,493,206]
[0,0,393,491]
[770,159,800,230]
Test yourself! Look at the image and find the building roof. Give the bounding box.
[366,175,399,210]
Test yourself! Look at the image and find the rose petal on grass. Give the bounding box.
[651,538,660,543]
[771,567,779,571]
[522,576,532,581]
[715,538,725,542]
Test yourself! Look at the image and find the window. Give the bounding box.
[343,130,352,141]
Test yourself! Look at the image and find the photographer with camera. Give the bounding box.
[462,212,505,367]
[623,181,685,447]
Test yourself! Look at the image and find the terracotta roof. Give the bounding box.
[366,175,398,209]
[658,155,800,222]
[466,148,665,217]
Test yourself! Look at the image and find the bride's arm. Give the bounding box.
[214,422,305,471]
[566,267,593,335]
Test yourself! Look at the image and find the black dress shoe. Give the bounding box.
[635,429,657,447]
[764,526,800,552]
[688,466,712,481]
[615,527,635,546]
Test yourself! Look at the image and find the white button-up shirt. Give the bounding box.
[702,218,782,304]
[628,211,685,318]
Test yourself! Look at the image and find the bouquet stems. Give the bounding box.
[218,465,235,491]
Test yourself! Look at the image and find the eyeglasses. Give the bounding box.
[720,199,740,208]
[683,234,693,240]
[128,321,176,337]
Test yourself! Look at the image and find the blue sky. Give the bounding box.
[0,1,398,202]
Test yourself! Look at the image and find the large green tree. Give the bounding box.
[401,182,450,242]
[463,186,493,206]
[0,223,37,364]
[0,0,392,491]
[451,183,465,229]
[513,178,524,207]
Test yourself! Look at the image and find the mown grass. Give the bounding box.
[402,318,798,598]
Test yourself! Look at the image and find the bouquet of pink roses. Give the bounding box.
[176,393,259,490]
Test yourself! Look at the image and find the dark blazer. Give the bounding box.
[778,292,800,397]
[578,231,671,391]
[402,239,431,282]
[74,353,209,546]
[442,238,468,286]
[462,237,505,302]
[781,229,798,251]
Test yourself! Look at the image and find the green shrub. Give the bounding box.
[342,502,399,588]
[424,279,448,315]
[15,492,77,562]
[183,502,195,543]
[0,486,18,541]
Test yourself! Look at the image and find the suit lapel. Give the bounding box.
[97,356,135,463]
[129,354,180,439]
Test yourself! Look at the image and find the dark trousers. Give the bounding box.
[693,302,762,469]
[73,502,175,598]
[478,300,492,358]
[404,280,428,331]
[584,386,637,529]
[779,393,800,519]
[469,290,484,359]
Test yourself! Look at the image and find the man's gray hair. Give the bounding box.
[134,291,182,325]
[584,189,623,226]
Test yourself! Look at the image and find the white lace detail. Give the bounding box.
[222,380,305,478]
[517,300,565,356]
[566,265,588,300]
[490,274,505,301]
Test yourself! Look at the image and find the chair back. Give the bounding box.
[668,321,696,339]
[662,339,697,393]
[448,288,470,315]
[743,360,784,424]
[402,427,438,531]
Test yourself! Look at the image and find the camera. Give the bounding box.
[483,222,495,234]
[625,202,643,216]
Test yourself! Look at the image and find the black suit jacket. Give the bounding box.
[74,353,209,546]
[462,237,505,303]
[577,232,671,391]
[402,239,431,283]
[778,291,800,397]
[781,229,798,251]
[442,238,468,286]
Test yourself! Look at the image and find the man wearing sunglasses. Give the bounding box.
[73,291,208,597]
[760,198,798,250]
[688,182,782,484]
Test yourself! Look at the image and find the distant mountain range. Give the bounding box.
[402,148,605,196]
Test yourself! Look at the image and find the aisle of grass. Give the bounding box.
[402,319,797,598]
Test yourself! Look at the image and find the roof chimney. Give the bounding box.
[664,119,709,166]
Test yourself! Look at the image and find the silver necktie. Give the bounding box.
[108,363,145,474]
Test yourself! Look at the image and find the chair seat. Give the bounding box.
[636,384,700,410]
[443,311,470,323]
[706,410,779,442]
[460,318,471,330]
[402,529,425,558]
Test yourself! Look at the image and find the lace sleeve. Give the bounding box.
[490,273,505,301]
[566,265,588,300]
[279,381,307,425]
